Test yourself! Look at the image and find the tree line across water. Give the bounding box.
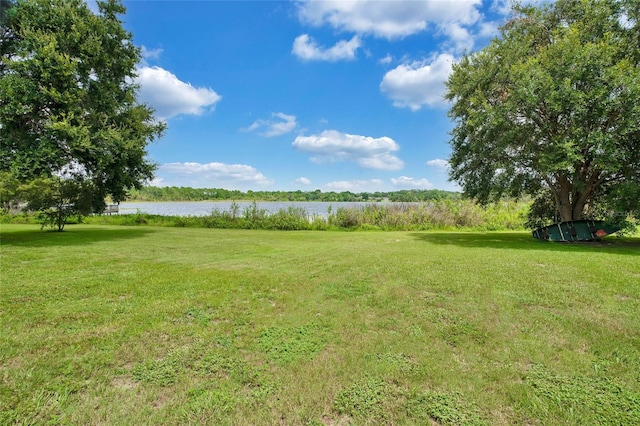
[126,187,461,203]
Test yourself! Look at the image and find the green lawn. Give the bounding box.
[1,224,639,425]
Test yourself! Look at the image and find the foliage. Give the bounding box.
[0,0,165,215]
[446,0,640,224]
[21,175,101,231]
[1,170,103,230]
[0,171,22,212]
[525,188,560,230]
[327,200,526,230]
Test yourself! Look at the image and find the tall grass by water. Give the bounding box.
[71,199,529,231]
[1,224,639,424]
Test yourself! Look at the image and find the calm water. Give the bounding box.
[117,201,391,217]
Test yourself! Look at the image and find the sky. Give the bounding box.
[88,0,536,193]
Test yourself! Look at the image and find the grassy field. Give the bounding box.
[1,224,639,425]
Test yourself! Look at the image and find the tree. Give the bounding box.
[20,173,102,231]
[445,0,639,225]
[0,0,165,223]
[0,170,21,211]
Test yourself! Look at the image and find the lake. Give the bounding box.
[117,201,392,218]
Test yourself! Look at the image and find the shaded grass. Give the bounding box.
[1,224,639,424]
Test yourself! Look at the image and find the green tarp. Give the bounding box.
[532,220,620,242]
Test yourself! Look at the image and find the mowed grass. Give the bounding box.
[1,224,639,425]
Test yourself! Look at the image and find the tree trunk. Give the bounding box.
[553,176,593,222]
[57,207,64,231]
[571,194,588,221]
[555,178,574,222]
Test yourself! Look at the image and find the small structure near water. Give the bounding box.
[104,204,119,215]
[532,220,620,242]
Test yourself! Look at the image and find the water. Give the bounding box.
[117,201,390,218]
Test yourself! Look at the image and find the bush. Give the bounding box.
[266,207,311,230]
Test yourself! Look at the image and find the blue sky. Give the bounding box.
[90,0,531,192]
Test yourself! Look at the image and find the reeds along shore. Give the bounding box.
[75,200,530,231]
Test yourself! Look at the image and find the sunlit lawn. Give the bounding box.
[1,224,639,424]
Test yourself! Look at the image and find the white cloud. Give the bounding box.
[426,158,450,170]
[136,66,221,120]
[295,177,312,185]
[379,54,393,65]
[325,179,384,192]
[292,34,361,61]
[159,162,273,186]
[391,176,435,189]
[491,0,513,15]
[439,22,475,52]
[147,177,166,187]
[293,130,404,171]
[478,21,501,38]
[140,45,163,64]
[380,53,454,110]
[297,0,482,40]
[246,112,298,137]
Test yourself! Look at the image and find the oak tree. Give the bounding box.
[0,0,165,224]
[445,0,639,226]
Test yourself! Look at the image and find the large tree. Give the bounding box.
[0,0,165,214]
[445,0,639,225]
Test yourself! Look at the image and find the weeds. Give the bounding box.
[406,390,486,425]
[334,377,391,419]
[525,365,640,424]
[259,324,328,365]
[131,345,191,386]
[59,199,531,231]
[334,378,486,425]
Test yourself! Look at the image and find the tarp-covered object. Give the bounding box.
[532,220,620,242]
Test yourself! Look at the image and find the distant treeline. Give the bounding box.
[127,187,461,203]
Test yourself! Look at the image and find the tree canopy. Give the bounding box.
[445,0,639,225]
[0,0,165,217]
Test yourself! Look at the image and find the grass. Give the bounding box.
[1,224,639,424]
